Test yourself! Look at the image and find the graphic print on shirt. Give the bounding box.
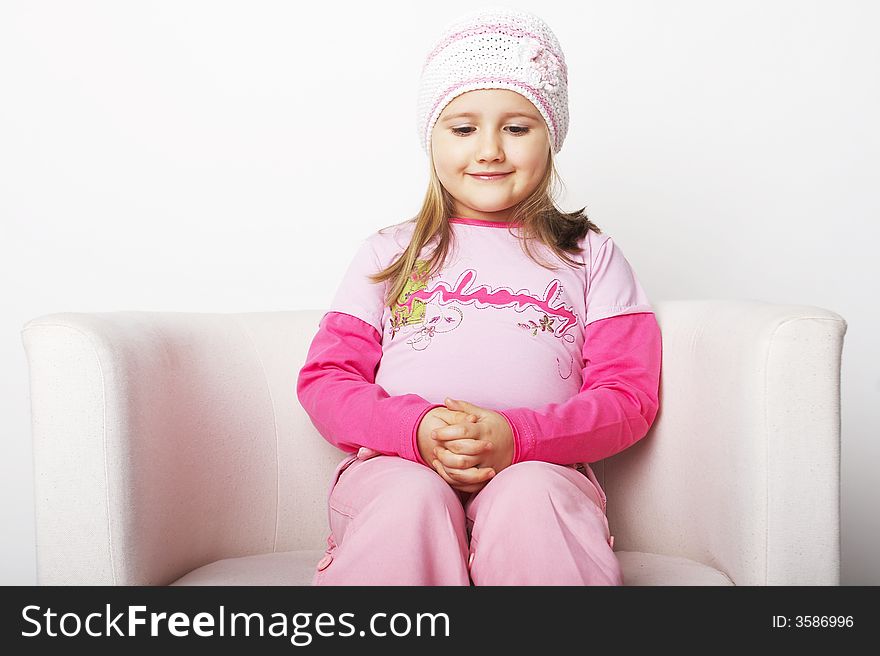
[389,259,430,332]
[389,259,580,372]
[389,259,463,350]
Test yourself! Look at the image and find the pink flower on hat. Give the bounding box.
[518,37,561,92]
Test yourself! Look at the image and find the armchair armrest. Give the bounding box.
[21,311,312,585]
[604,300,846,585]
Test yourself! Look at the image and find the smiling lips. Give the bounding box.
[468,172,511,180]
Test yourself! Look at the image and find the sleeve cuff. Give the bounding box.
[498,409,528,464]
[406,402,446,466]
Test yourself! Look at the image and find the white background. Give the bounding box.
[2,0,878,584]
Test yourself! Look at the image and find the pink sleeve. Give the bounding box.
[498,311,662,464]
[585,237,654,326]
[296,311,444,466]
[326,237,386,334]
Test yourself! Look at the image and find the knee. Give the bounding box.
[492,460,562,494]
[375,461,462,516]
[477,461,569,516]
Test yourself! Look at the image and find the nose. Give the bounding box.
[476,130,504,162]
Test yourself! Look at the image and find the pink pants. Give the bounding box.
[311,448,622,586]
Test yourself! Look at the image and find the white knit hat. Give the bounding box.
[416,6,569,156]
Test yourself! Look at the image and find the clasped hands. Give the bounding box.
[416,398,514,494]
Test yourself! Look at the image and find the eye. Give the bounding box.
[450,126,531,136]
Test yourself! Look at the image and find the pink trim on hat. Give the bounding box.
[427,77,559,148]
[424,24,567,80]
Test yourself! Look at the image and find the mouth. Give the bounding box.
[467,172,512,181]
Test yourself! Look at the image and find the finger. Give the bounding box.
[445,398,482,417]
[433,408,478,425]
[432,423,476,441]
[451,480,490,494]
[441,439,493,456]
[435,460,494,493]
[448,468,495,489]
[435,446,482,470]
[440,461,496,485]
[431,459,463,487]
[430,407,457,423]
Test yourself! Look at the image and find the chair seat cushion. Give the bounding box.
[171,550,325,586]
[170,549,734,586]
[615,551,735,585]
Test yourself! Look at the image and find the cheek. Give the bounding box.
[515,150,548,178]
[441,160,470,180]
[432,143,466,171]
[434,162,463,190]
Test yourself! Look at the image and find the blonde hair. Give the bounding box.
[369,142,602,311]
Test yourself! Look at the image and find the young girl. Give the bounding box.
[297,6,661,585]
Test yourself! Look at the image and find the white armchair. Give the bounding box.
[21,300,846,585]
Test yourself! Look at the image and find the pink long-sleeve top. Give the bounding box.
[297,216,662,468]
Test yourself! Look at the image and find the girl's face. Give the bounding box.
[431,89,551,223]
